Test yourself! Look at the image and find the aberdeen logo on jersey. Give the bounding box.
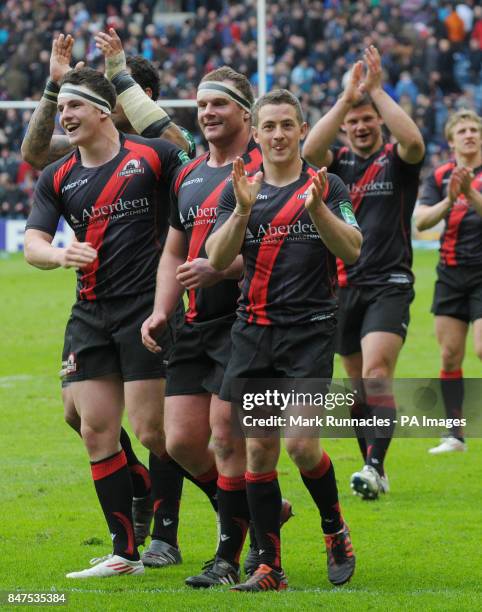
[248,219,320,243]
[82,196,150,222]
[179,205,217,228]
[347,179,393,196]
[118,158,144,177]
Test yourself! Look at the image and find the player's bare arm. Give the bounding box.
[415,168,465,231]
[364,46,425,164]
[305,168,362,263]
[141,227,187,353]
[206,157,263,270]
[24,228,97,270]
[95,28,189,153]
[302,61,365,168]
[176,255,243,290]
[21,34,83,169]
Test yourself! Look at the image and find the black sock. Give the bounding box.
[188,464,219,513]
[300,452,343,534]
[441,369,465,441]
[149,452,183,547]
[365,394,396,476]
[350,400,368,461]
[245,471,282,571]
[91,450,138,561]
[216,475,250,566]
[119,427,151,498]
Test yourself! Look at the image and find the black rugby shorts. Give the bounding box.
[219,317,336,402]
[165,315,235,396]
[336,284,415,356]
[431,264,482,323]
[61,292,175,383]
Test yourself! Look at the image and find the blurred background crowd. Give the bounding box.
[0,0,480,218]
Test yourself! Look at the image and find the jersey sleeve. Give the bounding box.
[152,138,190,188]
[326,173,360,229]
[25,165,62,236]
[418,172,442,207]
[168,167,184,231]
[393,142,424,177]
[212,181,236,231]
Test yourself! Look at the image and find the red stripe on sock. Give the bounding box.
[196,464,218,483]
[366,394,396,408]
[129,464,151,491]
[245,470,278,484]
[440,369,463,380]
[217,474,246,491]
[112,511,135,556]
[300,451,331,479]
[91,450,127,481]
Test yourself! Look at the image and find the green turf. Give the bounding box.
[0,250,480,611]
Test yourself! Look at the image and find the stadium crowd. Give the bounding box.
[0,0,481,218]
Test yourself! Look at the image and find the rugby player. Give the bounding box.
[24,67,186,578]
[206,89,361,591]
[303,46,425,499]
[415,109,482,453]
[141,68,292,587]
[21,33,194,557]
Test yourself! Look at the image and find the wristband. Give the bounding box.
[43,79,60,104]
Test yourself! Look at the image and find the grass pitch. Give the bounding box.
[0,250,480,611]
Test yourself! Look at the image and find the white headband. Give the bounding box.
[197,81,251,113]
[58,84,112,115]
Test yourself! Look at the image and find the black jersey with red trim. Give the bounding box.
[214,162,359,326]
[329,143,422,287]
[169,139,262,324]
[419,162,482,267]
[26,133,184,300]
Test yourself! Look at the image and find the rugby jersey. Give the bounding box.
[215,161,359,326]
[169,139,262,323]
[27,133,184,300]
[329,143,422,287]
[419,162,482,267]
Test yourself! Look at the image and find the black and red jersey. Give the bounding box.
[26,133,184,300]
[329,143,422,287]
[215,161,359,326]
[169,139,262,324]
[419,162,482,267]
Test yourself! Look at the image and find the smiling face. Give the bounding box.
[449,120,482,160]
[253,103,307,167]
[197,82,247,145]
[342,104,384,156]
[58,98,105,146]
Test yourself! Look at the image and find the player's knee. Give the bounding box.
[81,424,113,455]
[440,345,463,370]
[285,439,318,469]
[166,433,193,465]
[363,364,390,380]
[135,427,165,454]
[247,440,277,472]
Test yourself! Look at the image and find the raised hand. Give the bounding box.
[362,45,383,93]
[457,166,475,198]
[232,157,264,216]
[341,60,366,106]
[50,34,75,83]
[94,28,126,79]
[305,167,328,212]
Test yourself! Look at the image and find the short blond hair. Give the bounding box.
[445,109,482,142]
